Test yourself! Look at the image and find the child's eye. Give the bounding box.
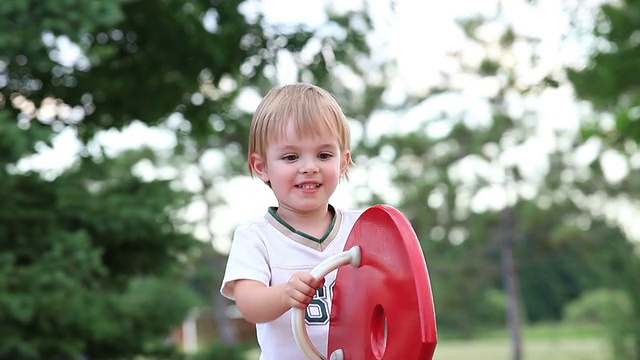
[318,152,333,160]
[282,154,298,161]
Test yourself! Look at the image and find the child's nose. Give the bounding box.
[299,158,319,174]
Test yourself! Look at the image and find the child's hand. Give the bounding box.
[282,272,325,310]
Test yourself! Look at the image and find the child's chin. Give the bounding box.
[293,202,329,212]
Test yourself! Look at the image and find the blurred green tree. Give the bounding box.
[350,5,640,360]
[0,0,395,357]
[566,0,640,357]
[0,143,205,359]
[567,0,640,144]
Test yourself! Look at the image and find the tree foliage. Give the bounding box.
[1,0,390,357]
[0,145,205,358]
[351,3,640,347]
[4,0,640,357]
[568,0,640,143]
[0,0,262,357]
[566,1,640,357]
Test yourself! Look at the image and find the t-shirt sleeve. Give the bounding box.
[220,223,271,300]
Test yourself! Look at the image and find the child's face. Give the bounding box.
[251,121,350,214]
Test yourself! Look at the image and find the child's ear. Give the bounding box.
[250,153,269,183]
[340,150,352,176]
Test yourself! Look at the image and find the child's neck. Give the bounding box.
[275,204,334,239]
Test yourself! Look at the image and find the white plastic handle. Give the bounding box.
[292,246,362,360]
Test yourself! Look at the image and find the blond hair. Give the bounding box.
[248,83,354,176]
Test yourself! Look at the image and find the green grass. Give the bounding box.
[432,323,610,360]
[433,337,609,360]
[245,323,611,360]
[479,322,606,340]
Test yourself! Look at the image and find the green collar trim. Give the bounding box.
[267,205,337,244]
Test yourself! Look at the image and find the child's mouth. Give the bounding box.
[297,184,321,189]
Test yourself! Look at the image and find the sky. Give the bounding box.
[17,0,640,247]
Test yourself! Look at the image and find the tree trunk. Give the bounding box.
[501,206,522,360]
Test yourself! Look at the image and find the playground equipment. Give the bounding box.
[292,205,438,359]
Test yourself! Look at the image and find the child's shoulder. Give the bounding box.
[340,208,365,219]
[230,216,272,245]
[234,215,269,232]
[337,207,366,227]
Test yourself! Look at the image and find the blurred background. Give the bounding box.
[1,0,639,359]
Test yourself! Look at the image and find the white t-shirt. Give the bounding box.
[221,206,363,360]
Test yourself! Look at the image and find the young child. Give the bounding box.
[220,83,363,359]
